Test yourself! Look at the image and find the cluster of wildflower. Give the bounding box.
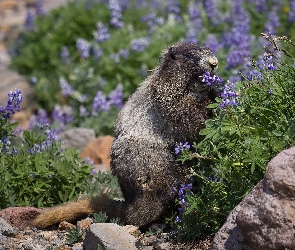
[254,0,268,12]
[0,89,22,119]
[173,183,193,223]
[92,84,124,115]
[93,22,111,43]
[289,0,295,22]
[204,0,221,26]
[185,2,202,44]
[110,49,130,63]
[167,0,181,21]
[79,105,89,117]
[76,38,90,59]
[35,0,46,16]
[25,11,35,30]
[220,81,238,108]
[174,142,191,155]
[26,123,59,154]
[92,91,108,115]
[222,1,252,72]
[59,77,74,97]
[199,72,223,87]
[85,157,97,174]
[130,37,151,52]
[92,45,103,59]
[203,34,221,54]
[51,105,74,133]
[262,52,277,71]
[264,7,280,35]
[28,109,49,130]
[60,46,70,63]
[0,136,11,154]
[108,0,124,28]
[141,14,164,33]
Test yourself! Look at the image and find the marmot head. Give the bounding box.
[156,42,220,100]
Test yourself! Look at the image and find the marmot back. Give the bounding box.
[32,42,221,229]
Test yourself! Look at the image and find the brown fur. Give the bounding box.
[32,42,221,229]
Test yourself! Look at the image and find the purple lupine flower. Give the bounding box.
[108,84,124,109]
[92,45,103,59]
[92,91,109,115]
[141,14,163,32]
[0,89,22,119]
[175,215,182,223]
[203,34,220,54]
[130,37,151,52]
[119,49,129,59]
[174,142,191,155]
[60,46,70,63]
[13,125,22,136]
[254,0,268,12]
[199,72,222,87]
[35,0,46,16]
[0,136,11,153]
[59,77,74,97]
[85,157,94,165]
[93,22,111,43]
[25,11,35,30]
[110,53,121,63]
[263,53,277,71]
[222,0,252,71]
[51,105,73,132]
[220,81,238,108]
[174,182,193,223]
[76,38,90,59]
[185,2,202,44]
[268,89,274,94]
[91,169,97,175]
[108,0,124,28]
[289,0,295,22]
[79,106,89,117]
[203,0,220,26]
[264,7,280,35]
[28,109,49,130]
[167,0,181,21]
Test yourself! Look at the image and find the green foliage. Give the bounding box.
[66,226,85,244]
[110,217,122,226]
[176,36,295,240]
[0,120,94,209]
[92,211,108,223]
[85,170,122,199]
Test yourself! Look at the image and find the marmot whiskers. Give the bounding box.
[32,42,220,229]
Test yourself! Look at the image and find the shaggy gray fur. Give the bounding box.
[110,42,220,228]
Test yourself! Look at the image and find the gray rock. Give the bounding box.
[57,127,96,152]
[211,145,295,250]
[0,217,18,237]
[43,0,73,12]
[0,69,35,111]
[83,223,138,250]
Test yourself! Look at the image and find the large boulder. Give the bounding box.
[212,145,295,250]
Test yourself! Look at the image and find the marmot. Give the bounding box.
[32,42,220,229]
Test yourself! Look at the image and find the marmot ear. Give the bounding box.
[168,47,176,60]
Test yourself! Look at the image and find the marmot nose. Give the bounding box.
[208,58,218,71]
